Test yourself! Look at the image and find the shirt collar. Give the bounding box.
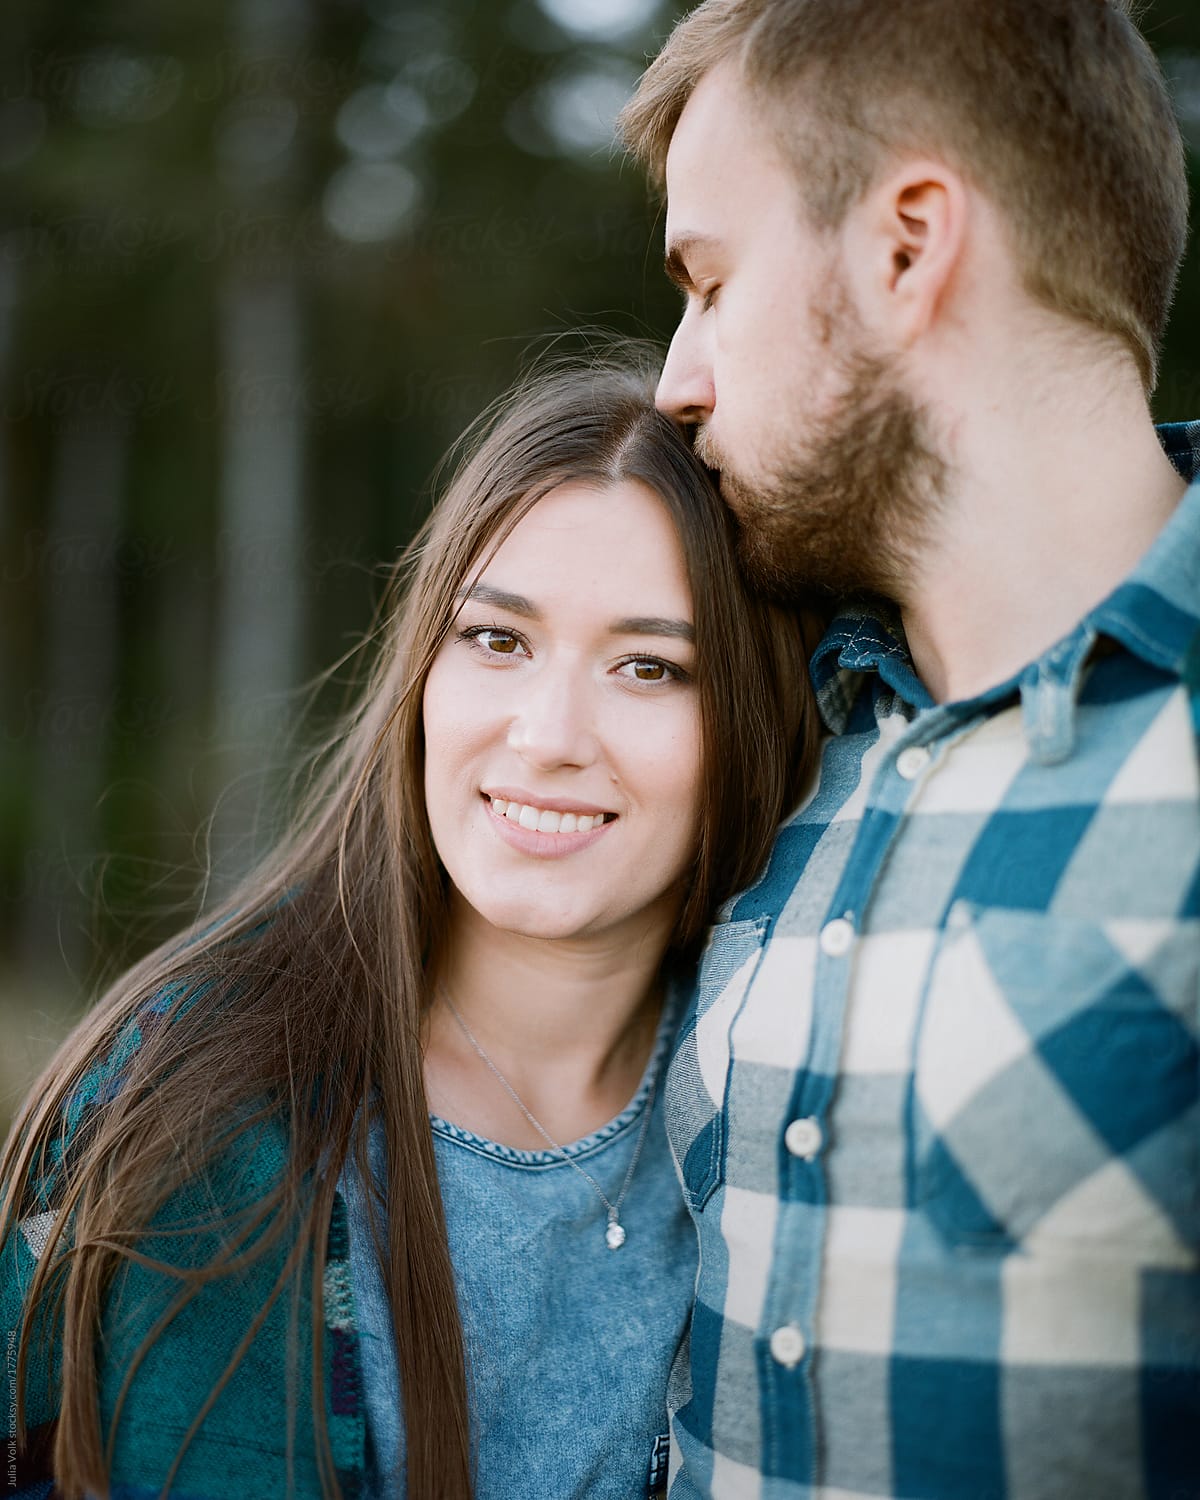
[811,420,1200,746]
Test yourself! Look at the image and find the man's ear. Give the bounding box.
[844,160,967,346]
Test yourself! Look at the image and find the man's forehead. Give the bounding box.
[663,59,792,236]
[664,59,748,180]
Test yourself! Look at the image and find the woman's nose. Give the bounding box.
[505,666,598,771]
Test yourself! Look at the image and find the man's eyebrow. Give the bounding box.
[663,233,722,291]
[612,616,696,645]
[457,583,539,617]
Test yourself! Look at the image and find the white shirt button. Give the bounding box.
[769,1324,806,1368]
[896,745,931,780]
[819,917,855,957]
[784,1116,824,1160]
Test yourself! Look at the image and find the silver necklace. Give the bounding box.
[440,989,661,1251]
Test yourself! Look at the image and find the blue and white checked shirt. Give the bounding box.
[666,422,1200,1500]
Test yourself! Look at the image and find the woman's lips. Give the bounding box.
[487,793,615,834]
[481,793,617,858]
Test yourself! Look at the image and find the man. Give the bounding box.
[618,2,1199,1496]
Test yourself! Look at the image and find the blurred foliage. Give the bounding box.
[0,0,1198,1112]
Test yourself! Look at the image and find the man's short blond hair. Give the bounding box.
[618,0,1188,390]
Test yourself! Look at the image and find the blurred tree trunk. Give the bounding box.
[210,273,305,886]
[209,0,309,890]
[0,240,18,714]
[19,413,126,979]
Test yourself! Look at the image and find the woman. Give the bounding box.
[1,357,818,1500]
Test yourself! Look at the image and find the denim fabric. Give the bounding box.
[340,995,695,1499]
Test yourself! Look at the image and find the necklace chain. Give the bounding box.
[440,988,661,1251]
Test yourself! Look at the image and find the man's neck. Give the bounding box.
[900,366,1188,705]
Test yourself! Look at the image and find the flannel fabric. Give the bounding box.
[666,422,1200,1500]
[1,978,367,1500]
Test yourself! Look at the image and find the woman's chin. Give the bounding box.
[474,902,606,944]
[457,888,657,948]
[447,871,686,951]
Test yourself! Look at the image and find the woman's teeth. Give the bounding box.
[489,798,611,834]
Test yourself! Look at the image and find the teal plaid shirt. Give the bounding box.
[665,422,1200,1499]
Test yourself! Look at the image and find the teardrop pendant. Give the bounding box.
[605,1219,627,1250]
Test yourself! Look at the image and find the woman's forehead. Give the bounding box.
[467,478,695,620]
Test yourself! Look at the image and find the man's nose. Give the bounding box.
[505,664,598,772]
[656,321,715,426]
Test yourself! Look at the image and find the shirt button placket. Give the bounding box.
[784,1116,824,1161]
[896,744,931,781]
[769,1323,806,1368]
[819,915,855,957]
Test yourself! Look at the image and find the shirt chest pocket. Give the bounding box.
[911,903,1199,1257]
[666,916,771,1214]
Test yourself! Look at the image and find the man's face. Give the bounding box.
[656,61,944,604]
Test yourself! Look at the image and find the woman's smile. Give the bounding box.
[482,790,619,857]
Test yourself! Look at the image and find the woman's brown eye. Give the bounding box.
[634,661,665,680]
[460,625,526,657]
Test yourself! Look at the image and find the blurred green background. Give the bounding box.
[2,0,1199,1123]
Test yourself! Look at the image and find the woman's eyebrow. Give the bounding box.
[458,583,538,616]
[459,585,694,644]
[612,616,695,644]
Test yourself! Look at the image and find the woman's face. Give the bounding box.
[422,477,704,949]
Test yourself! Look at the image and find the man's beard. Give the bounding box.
[697,317,948,609]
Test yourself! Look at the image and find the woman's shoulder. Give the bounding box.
[24,975,226,1209]
[4,971,303,1292]
[2,970,361,1499]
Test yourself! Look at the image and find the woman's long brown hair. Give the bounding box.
[0,353,821,1499]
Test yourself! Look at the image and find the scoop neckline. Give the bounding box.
[427,983,681,1168]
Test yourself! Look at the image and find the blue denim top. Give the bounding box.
[339,992,696,1498]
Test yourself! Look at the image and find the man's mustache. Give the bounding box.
[691,423,721,472]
